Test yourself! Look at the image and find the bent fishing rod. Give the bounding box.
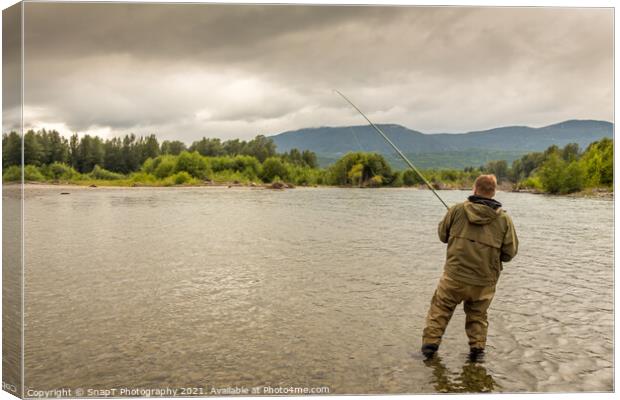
[334,89,449,210]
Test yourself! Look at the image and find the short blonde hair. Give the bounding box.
[474,174,497,198]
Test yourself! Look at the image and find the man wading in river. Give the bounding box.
[421,174,518,361]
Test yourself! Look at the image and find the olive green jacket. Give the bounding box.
[438,200,518,286]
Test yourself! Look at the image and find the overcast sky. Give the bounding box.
[5,3,614,141]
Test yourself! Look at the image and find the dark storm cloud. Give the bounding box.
[13,3,614,140]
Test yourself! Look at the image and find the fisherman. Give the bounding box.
[421,174,518,361]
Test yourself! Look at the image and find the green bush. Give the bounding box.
[261,157,289,182]
[175,151,211,179]
[562,161,586,193]
[164,171,195,185]
[89,165,125,180]
[440,169,459,181]
[347,163,364,186]
[174,171,192,184]
[2,165,47,182]
[42,162,79,180]
[24,165,45,181]
[2,165,21,182]
[537,153,586,194]
[328,152,394,186]
[208,155,261,183]
[25,165,45,181]
[389,172,403,187]
[402,170,422,186]
[580,137,613,187]
[142,157,156,174]
[142,155,177,179]
[130,172,158,184]
[235,155,261,178]
[287,165,322,186]
[153,155,176,179]
[210,155,260,174]
[518,176,543,191]
[368,175,383,187]
[538,153,565,194]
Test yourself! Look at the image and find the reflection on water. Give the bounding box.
[21,186,613,394]
[424,357,497,393]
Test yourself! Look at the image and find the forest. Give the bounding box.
[2,129,613,194]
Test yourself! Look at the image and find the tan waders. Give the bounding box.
[422,273,496,350]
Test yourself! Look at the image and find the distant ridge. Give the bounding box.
[269,119,613,168]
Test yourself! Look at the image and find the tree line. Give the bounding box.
[312,138,613,193]
[2,129,318,173]
[511,138,613,194]
[2,129,613,194]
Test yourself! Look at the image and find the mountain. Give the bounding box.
[270,119,613,169]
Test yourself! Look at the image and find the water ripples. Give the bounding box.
[22,187,612,393]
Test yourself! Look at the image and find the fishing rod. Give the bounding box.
[334,89,449,210]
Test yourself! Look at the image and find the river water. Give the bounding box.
[20,186,613,394]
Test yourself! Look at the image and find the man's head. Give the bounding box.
[473,175,497,198]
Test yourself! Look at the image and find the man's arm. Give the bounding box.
[437,207,454,244]
[500,215,519,262]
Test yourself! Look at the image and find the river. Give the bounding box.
[16,186,614,394]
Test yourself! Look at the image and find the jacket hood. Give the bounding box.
[464,196,502,225]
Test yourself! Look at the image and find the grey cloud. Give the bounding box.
[10,3,613,141]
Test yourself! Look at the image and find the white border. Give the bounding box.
[0,2,616,400]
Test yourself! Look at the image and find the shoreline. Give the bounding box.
[6,181,614,198]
